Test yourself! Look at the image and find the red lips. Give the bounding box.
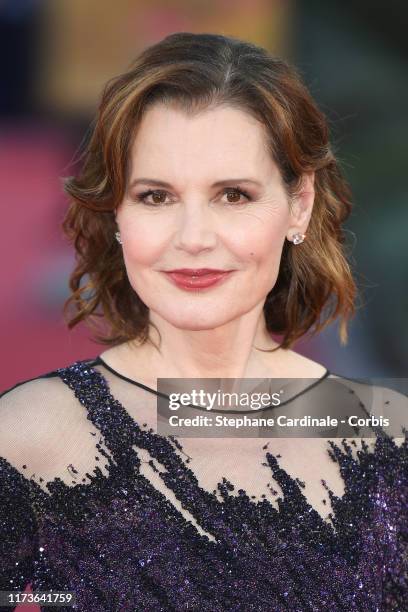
[166,268,228,276]
[163,268,233,290]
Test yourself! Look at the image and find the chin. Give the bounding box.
[153,308,239,332]
[173,322,219,332]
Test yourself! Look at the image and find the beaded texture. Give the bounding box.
[0,359,407,611]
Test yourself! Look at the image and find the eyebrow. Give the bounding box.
[128,177,263,190]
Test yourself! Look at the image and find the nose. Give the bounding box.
[174,200,217,254]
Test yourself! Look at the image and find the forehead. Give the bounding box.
[128,103,276,181]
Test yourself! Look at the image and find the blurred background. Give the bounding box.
[1,0,408,399]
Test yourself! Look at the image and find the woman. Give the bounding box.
[0,32,406,611]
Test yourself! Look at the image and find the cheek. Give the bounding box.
[229,220,286,265]
[121,225,165,266]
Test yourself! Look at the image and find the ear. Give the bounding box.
[287,172,315,239]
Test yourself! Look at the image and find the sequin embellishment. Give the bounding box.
[0,360,406,611]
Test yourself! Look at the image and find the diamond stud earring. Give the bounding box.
[115,231,122,245]
[291,232,306,245]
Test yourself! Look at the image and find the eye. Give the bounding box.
[222,187,251,205]
[134,189,171,206]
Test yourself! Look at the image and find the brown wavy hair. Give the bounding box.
[62,32,357,351]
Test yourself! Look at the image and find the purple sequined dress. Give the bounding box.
[0,357,407,611]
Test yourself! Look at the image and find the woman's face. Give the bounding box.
[116,103,313,331]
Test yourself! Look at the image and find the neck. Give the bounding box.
[125,306,281,381]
